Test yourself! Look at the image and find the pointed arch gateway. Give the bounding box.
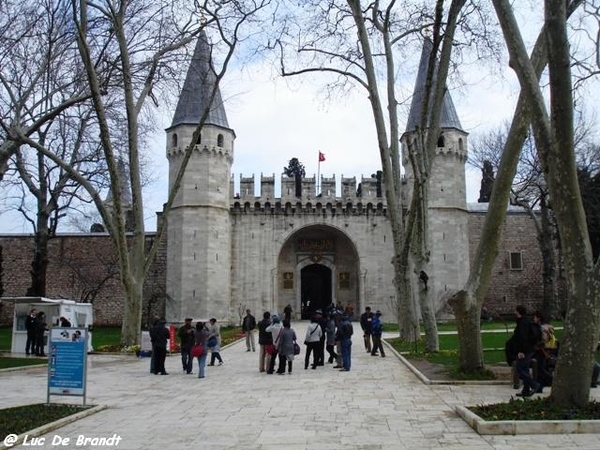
[276,225,361,320]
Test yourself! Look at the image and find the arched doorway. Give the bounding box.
[276,224,360,319]
[301,264,332,319]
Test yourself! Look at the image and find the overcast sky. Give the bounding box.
[2,3,598,234]
[135,57,523,232]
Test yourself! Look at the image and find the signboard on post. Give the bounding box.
[47,328,88,405]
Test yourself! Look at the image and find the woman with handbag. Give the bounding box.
[207,318,224,366]
[193,322,208,379]
[276,319,297,375]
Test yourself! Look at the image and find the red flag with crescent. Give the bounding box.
[319,151,325,162]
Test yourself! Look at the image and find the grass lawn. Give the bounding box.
[0,404,92,438]
[0,357,47,369]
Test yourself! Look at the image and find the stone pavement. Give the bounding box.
[2,322,600,450]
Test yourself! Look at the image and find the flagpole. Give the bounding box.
[317,152,321,195]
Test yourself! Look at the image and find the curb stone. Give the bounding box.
[383,339,600,435]
[455,405,600,435]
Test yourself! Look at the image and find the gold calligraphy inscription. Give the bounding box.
[297,239,334,252]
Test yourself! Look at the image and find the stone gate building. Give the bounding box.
[0,36,548,327]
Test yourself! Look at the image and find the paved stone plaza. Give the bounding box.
[2,322,600,449]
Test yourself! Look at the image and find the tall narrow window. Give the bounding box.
[196,133,202,145]
[217,134,224,147]
[509,252,523,270]
[172,133,178,147]
[437,134,445,147]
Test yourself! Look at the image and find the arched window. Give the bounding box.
[196,133,202,145]
[217,134,224,147]
[459,138,464,152]
[437,134,445,147]
[172,133,178,148]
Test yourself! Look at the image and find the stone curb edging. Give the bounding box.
[384,339,508,386]
[0,404,107,450]
[384,339,600,435]
[0,364,47,374]
[455,405,600,435]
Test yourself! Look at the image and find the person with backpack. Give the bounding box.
[513,305,542,397]
[370,310,385,357]
[336,313,354,372]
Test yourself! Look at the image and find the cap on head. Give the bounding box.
[272,315,280,323]
[375,310,382,315]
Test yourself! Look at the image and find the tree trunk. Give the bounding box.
[539,198,558,319]
[452,1,553,371]
[120,276,144,347]
[494,0,597,407]
[26,223,49,297]
[396,258,419,341]
[450,290,484,370]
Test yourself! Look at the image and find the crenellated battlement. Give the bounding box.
[167,143,233,160]
[231,198,387,217]
[230,173,388,211]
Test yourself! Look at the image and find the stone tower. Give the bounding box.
[401,38,470,313]
[165,32,235,322]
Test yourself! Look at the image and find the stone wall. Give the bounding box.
[467,209,546,317]
[0,233,166,327]
[0,206,547,327]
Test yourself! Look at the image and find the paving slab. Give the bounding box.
[1,322,599,449]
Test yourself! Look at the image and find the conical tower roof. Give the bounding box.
[405,38,462,133]
[169,31,229,130]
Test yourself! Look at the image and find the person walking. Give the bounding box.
[513,305,542,397]
[177,317,195,374]
[304,315,323,369]
[325,312,338,364]
[266,315,283,374]
[257,311,273,373]
[34,311,48,357]
[276,319,297,375]
[370,310,386,357]
[194,321,209,379]
[336,313,354,372]
[242,309,257,352]
[150,318,170,375]
[25,308,37,356]
[360,306,374,353]
[283,304,293,323]
[207,318,224,366]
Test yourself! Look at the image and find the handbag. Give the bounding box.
[207,336,217,347]
[293,341,301,355]
[191,344,204,358]
[265,344,276,355]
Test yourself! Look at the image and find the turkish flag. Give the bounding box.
[319,151,325,162]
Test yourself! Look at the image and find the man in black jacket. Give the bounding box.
[513,305,542,397]
[257,311,273,373]
[150,318,170,375]
[25,308,37,356]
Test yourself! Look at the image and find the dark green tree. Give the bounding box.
[283,158,306,197]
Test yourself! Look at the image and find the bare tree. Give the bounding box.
[275,0,494,351]
[448,0,587,373]
[0,0,93,181]
[490,0,598,407]
[13,0,272,346]
[2,106,106,296]
[469,125,559,319]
